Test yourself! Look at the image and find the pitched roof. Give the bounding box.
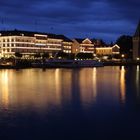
[0,30,71,41]
[74,38,84,43]
[0,30,55,37]
[56,35,72,42]
[134,20,140,37]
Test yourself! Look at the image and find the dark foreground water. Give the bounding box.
[0,66,140,140]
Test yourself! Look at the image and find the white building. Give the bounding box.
[0,30,72,58]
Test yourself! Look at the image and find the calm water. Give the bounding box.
[0,66,140,140]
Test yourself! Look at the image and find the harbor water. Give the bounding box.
[0,66,140,139]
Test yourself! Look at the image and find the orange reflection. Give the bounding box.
[79,68,97,107]
[55,69,61,105]
[1,70,9,108]
[120,66,126,103]
[136,65,139,96]
[92,68,97,100]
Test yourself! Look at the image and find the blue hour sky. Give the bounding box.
[0,0,139,42]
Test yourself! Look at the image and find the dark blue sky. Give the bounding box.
[0,0,139,42]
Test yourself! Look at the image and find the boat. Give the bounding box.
[32,59,103,68]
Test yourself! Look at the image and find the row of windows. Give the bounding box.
[64,46,71,49]
[35,41,47,44]
[1,44,63,49]
[96,50,112,54]
[1,48,62,53]
[2,44,34,47]
[2,49,11,52]
[63,50,71,53]
[1,38,33,42]
[47,41,62,44]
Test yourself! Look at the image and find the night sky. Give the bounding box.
[0,0,139,42]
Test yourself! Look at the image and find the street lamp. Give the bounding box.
[121,54,125,58]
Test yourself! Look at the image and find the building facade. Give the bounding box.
[56,35,73,54]
[95,44,120,56]
[72,38,120,58]
[0,30,72,58]
[0,30,120,59]
[72,38,95,54]
[133,21,140,60]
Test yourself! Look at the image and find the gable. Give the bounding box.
[112,45,120,52]
[82,38,92,44]
[112,44,120,49]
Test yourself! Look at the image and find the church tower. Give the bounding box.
[133,20,140,60]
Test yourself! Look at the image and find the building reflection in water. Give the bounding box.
[0,67,129,112]
[0,70,9,108]
[55,69,72,104]
[136,65,140,97]
[92,68,97,101]
[79,68,97,108]
[120,66,126,104]
[55,69,61,105]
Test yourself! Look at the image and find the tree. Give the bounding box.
[116,35,133,59]
[76,53,93,59]
[56,51,68,59]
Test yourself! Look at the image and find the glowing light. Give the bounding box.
[92,68,97,100]
[137,65,139,72]
[121,54,125,58]
[120,66,126,103]
[1,70,9,108]
[136,65,140,96]
[96,47,112,50]
[82,38,92,44]
[112,44,120,48]
[34,34,47,37]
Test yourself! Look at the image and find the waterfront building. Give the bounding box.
[56,35,73,54]
[95,44,120,56]
[72,38,120,58]
[0,30,72,58]
[0,30,120,59]
[72,38,95,54]
[133,21,140,60]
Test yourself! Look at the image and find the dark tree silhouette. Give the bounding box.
[76,53,93,59]
[56,51,68,59]
[116,35,133,58]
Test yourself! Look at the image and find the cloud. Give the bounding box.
[0,0,139,42]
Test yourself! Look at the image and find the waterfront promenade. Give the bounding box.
[0,59,140,69]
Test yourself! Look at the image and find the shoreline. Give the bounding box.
[0,61,140,69]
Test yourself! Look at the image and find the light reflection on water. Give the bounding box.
[0,66,134,111]
[1,70,9,108]
[136,65,140,97]
[120,66,126,103]
[0,66,140,139]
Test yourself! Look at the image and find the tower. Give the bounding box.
[133,20,140,60]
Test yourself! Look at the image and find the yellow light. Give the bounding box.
[137,58,140,60]
[1,70,9,108]
[120,66,126,103]
[121,54,125,58]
